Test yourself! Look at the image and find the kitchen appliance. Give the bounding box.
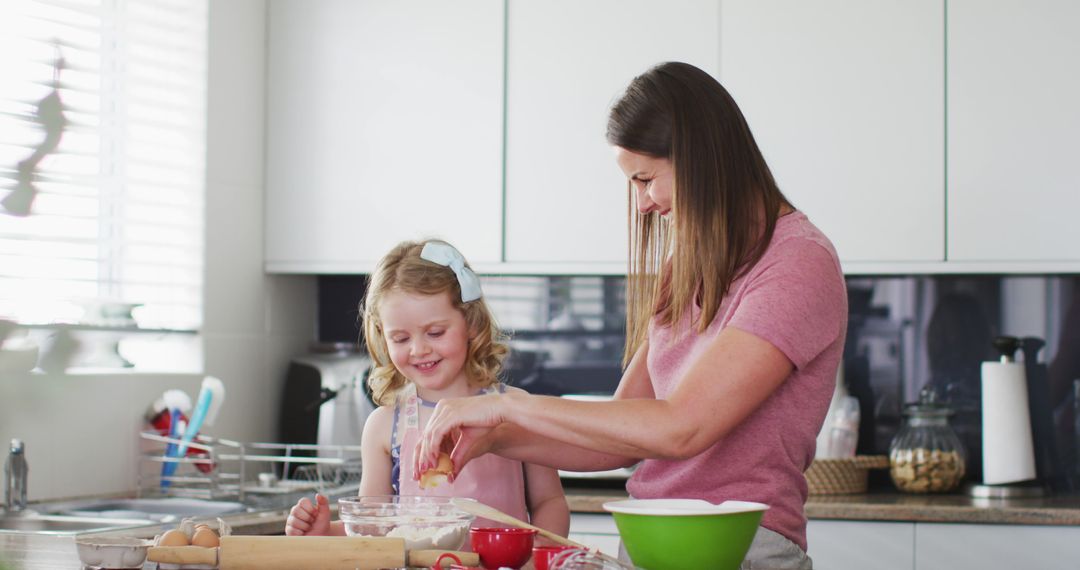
[512,360,623,397]
[1020,336,1067,492]
[969,336,1042,497]
[277,351,372,475]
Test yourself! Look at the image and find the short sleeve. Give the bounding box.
[726,240,847,370]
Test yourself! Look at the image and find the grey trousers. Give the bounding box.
[738,526,813,570]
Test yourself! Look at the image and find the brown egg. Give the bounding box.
[191,527,220,548]
[158,529,190,547]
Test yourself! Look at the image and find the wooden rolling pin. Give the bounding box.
[148,536,483,570]
[218,536,405,570]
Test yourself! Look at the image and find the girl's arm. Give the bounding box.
[443,343,656,472]
[359,406,396,495]
[420,327,793,473]
[522,461,570,537]
[332,406,396,537]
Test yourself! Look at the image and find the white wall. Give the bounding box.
[0,0,316,502]
[202,0,315,450]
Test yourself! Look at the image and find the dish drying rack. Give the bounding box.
[137,431,362,502]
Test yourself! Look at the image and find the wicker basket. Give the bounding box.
[805,455,889,495]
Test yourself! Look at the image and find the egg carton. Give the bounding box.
[149,517,230,570]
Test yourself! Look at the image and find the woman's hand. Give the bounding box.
[446,425,499,476]
[414,393,509,478]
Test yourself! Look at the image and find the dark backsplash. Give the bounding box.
[318,274,1080,488]
[846,275,1079,491]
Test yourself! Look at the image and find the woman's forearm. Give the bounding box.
[500,393,698,460]
[490,423,639,471]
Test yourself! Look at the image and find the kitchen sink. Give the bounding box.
[39,497,249,523]
[0,514,156,535]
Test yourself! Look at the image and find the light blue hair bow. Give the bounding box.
[420,242,483,303]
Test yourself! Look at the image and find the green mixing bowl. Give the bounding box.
[603,499,768,570]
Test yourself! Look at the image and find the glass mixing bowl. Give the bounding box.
[337,496,474,551]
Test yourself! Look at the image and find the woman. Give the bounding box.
[416,62,847,569]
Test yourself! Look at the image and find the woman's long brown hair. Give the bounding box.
[607,62,790,365]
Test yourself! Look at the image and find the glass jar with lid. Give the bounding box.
[889,386,968,493]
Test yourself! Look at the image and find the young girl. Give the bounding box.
[285,239,569,537]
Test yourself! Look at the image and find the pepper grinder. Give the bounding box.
[968,336,1043,498]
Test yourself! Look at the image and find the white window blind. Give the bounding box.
[0,0,207,331]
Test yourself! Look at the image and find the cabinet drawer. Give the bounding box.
[807,520,914,570]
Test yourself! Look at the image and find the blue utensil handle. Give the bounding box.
[161,409,183,488]
[176,384,213,456]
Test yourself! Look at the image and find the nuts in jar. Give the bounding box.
[888,386,968,494]
[889,448,965,493]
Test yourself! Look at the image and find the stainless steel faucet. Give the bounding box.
[4,439,28,512]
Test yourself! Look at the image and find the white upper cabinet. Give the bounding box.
[718,0,945,264]
[947,0,1080,264]
[502,0,720,270]
[265,0,504,273]
[263,1,1076,275]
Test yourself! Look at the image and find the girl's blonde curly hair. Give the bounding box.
[360,239,509,406]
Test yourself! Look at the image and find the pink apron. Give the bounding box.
[396,383,529,525]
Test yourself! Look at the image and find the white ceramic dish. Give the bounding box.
[75,537,153,569]
[602,498,769,516]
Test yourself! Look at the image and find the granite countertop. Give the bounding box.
[0,509,291,570]
[562,486,1080,526]
[5,488,1080,569]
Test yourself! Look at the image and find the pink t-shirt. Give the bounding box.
[625,211,847,551]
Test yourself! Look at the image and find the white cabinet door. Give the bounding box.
[947,0,1080,263]
[915,523,1080,570]
[806,520,915,570]
[503,0,720,269]
[719,0,945,264]
[265,0,504,273]
[569,513,622,557]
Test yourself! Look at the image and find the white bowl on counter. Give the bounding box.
[76,536,153,569]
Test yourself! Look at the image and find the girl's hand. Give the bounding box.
[285,494,331,536]
[414,394,508,478]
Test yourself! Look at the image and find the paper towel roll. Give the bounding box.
[981,361,1037,485]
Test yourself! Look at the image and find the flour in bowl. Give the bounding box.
[385,522,468,550]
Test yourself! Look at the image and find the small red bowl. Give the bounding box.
[469,527,537,569]
[532,545,583,570]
